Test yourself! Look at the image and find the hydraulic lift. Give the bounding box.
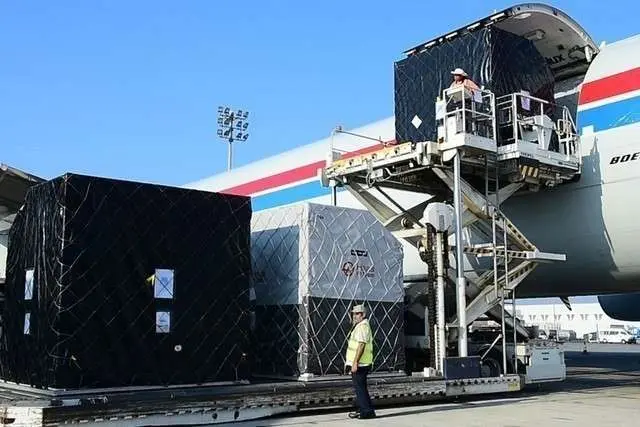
[321,85,581,377]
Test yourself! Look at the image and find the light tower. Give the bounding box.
[217,106,250,171]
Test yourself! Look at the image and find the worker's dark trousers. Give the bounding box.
[352,366,375,416]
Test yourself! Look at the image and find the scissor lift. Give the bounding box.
[321,85,581,375]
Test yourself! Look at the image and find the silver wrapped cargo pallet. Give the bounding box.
[250,202,405,378]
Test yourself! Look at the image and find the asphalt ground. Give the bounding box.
[226,343,640,427]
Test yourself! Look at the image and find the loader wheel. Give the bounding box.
[478,349,512,378]
[481,356,502,377]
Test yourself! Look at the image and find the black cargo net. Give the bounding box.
[1,174,252,389]
[394,26,556,144]
[251,203,405,378]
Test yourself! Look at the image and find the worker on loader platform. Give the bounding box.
[447,67,483,136]
[345,304,376,420]
[449,67,479,90]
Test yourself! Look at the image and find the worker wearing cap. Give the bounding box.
[449,68,479,90]
[345,304,376,420]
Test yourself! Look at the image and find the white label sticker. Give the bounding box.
[25,269,34,300]
[154,269,174,299]
[24,312,31,335]
[156,311,171,333]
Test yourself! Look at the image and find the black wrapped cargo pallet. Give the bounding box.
[1,173,253,390]
[394,26,556,145]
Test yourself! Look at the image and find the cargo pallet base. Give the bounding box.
[0,375,521,426]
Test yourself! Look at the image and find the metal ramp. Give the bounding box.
[320,85,581,373]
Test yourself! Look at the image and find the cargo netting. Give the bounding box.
[1,173,253,389]
[250,203,405,378]
[394,26,556,144]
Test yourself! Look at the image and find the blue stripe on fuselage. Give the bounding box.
[578,95,640,133]
[251,181,332,211]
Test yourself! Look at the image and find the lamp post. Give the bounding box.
[217,106,250,171]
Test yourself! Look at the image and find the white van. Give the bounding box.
[598,329,634,344]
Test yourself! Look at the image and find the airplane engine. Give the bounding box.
[598,293,640,321]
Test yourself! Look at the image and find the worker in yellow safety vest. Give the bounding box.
[345,304,376,420]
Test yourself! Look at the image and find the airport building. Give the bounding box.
[513,298,640,340]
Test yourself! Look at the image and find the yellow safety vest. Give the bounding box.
[346,319,373,366]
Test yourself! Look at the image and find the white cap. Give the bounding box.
[351,304,366,314]
[451,68,468,77]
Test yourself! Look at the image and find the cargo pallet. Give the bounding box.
[0,374,522,426]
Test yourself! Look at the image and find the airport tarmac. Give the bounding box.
[226,343,640,427]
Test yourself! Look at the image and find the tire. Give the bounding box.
[481,356,502,377]
[478,348,512,377]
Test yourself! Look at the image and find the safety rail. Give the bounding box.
[436,85,497,154]
[496,91,580,158]
[557,106,580,158]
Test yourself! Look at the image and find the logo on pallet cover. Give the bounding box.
[350,249,369,257]
[341,261,375,278]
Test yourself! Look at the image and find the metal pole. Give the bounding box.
[493,122,500,314]
[329,127,338,206]
[513,288,518,374]
[484,156,489,216]
[501,285,507,374]
[436,231,446,373]
[227,112,235,171]
[501,220,508,374]
[540,99,544,149]
[492,112,504,374]
[492,211,499,299]
[453,150,467,357]
[491,93,497,146]
[512,94,518,143]
[462,88,466,134]
[425,304,431,368]
[553,304,557,339]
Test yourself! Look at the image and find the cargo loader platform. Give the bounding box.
[320,85,579,380]
[0,375,522,426]
[326,87,581,192]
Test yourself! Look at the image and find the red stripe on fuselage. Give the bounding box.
[579,67,640,105]
[221,141,391,196]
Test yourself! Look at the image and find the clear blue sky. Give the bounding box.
[1,1,638,186]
